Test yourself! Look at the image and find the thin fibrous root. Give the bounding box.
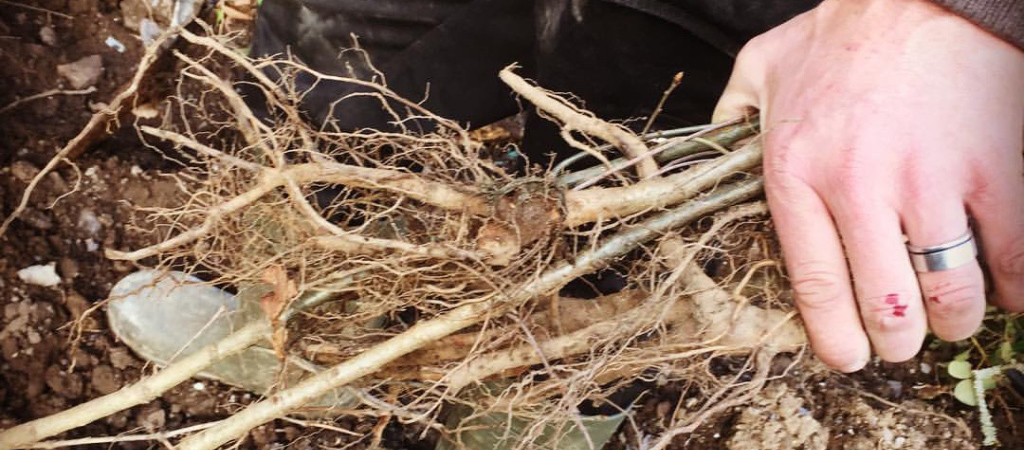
[108,134,761,262]
[499,65,659,179]
[174,178,764,450]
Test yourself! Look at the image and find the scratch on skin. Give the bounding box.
[928,296,941,304]
[884,293,907,317]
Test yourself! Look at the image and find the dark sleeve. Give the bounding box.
[929,0,1024,49]
[652,0,822,44]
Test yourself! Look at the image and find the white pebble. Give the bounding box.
[77,209,102,236]
[39,25,57,46]
[192,382,205,391]
[920,362,932,374]
[140,19,162,46]
[17,263,62,287]
[104,36,126,53]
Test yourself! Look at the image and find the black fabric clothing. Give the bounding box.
[247,0,819,162]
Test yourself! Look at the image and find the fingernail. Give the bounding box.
[838,355,870,373]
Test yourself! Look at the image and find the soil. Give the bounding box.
[0,1,1020,449]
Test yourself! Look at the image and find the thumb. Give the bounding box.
[712,45,766,123]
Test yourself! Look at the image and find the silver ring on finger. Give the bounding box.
[906,229,977,273]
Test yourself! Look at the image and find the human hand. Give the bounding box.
[713,0,1024,371]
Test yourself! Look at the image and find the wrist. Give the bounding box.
[928,0,1024,50]
[812,0,1023,61]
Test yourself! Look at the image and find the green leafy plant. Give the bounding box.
[947,354,997,407]
[945,311,1024,446]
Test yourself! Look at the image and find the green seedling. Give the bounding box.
[943,312,1024,446]
[947,357,997,407]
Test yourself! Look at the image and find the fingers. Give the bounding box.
[712,75,759,123]
[764,166,870,372]
[828,194,928,363]
[968,158,1024,312]
[711,41,764,123]
[901,197,985,342]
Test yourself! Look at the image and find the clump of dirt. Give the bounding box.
[727,383,828,449]
[0,1,385,448]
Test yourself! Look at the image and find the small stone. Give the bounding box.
[19,209,53,230]
[131,104,158,119]
[105,410,129,428]
[108,347,136,370]
[57,55,103,90]
[282,426,301,442]
[104,36,126,53]
[881,428,894,444]
[44,365,83,399]
[58,257,79,280]
[3,314,28,346]
[886,380,903,398]
[39,25,57,46]
[77,209,102,237]
[26,329,41,344]
[17,263,61,287]
[64,291,91,319]
[47,171,69,192]
[10,161,39,183]
[68,0,90,14]
[655,401,672,420]
[71,347,96,369]
[1,339,17,359]
[919,362,932,374]
[139,19,162,46]
[91,365,121,394]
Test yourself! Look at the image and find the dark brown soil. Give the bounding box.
[0,1,1020,449]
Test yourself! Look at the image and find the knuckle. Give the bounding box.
[829,160,874,196]
[924,280,983,322]
[867,311,918,335]
[993,242,1024,278]
[763,150,812,194]
[789,263,848,310]
[860,292,919,335]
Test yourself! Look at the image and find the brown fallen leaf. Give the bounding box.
[259,264,297,359]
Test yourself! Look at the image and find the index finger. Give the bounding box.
[765,159,871,372]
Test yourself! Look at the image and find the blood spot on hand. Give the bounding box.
[892,304,907,317]
[928,296,941,304]
[883,293,906,317]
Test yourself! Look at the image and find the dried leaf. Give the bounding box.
[259,265,297,359]
[259,265,297,321]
